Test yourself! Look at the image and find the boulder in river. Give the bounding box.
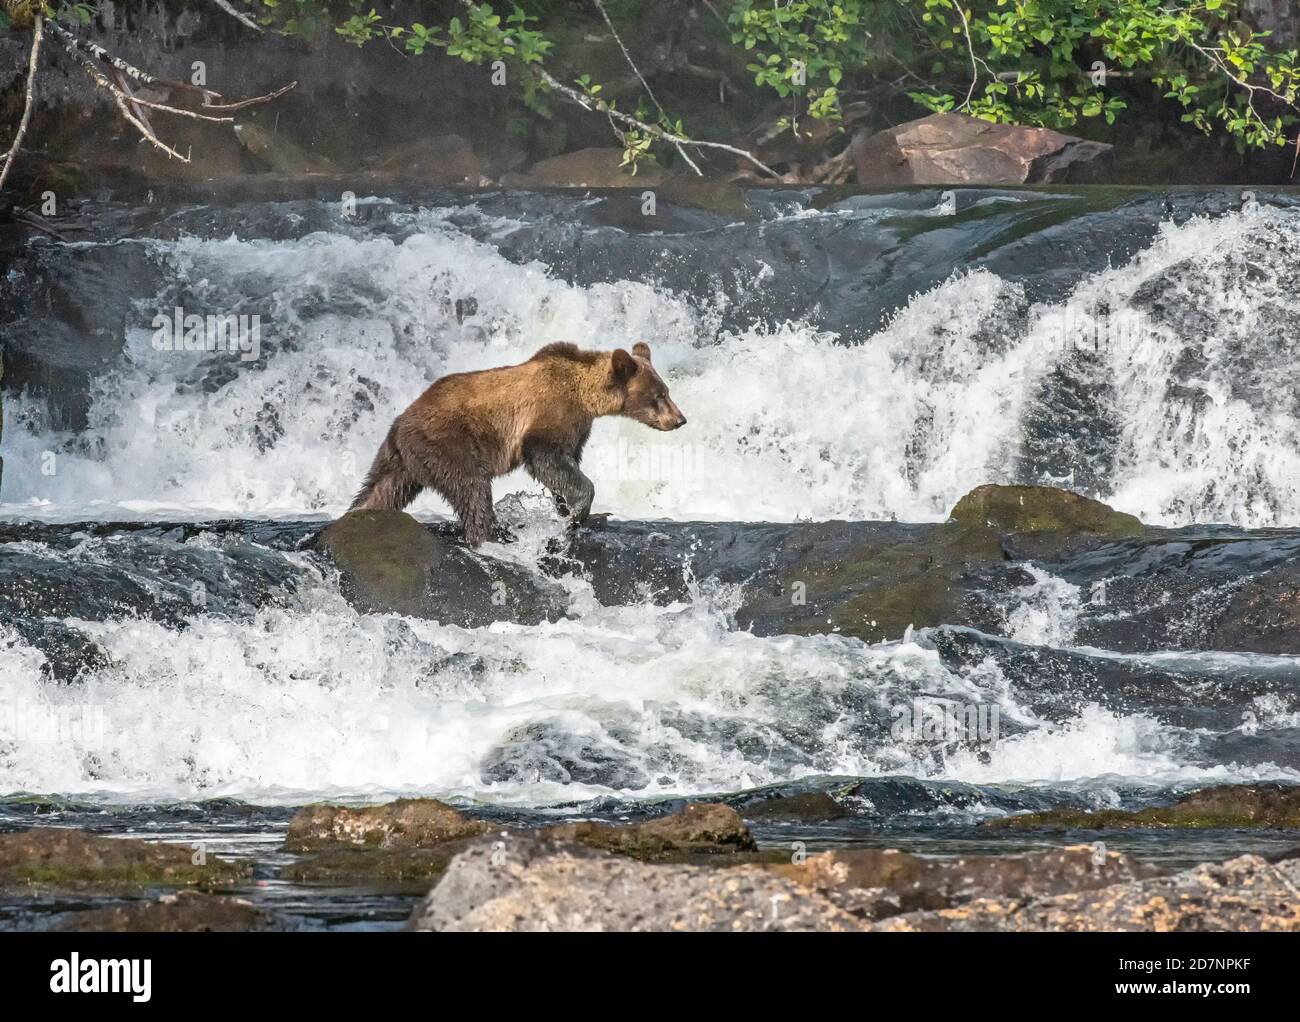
[318,509,569,625]
[407,834,862,932]
[0,828,247,889]
[851,113,1114,185]
[409,837,1297,931]
[282,798,490,852]
[538,802,759,861]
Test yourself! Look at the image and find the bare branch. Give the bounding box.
[209,0,264,33]
[591,0,666,121]
[533,64,777,178]
[953,3,981,112]
[589,0,702,177]
[0,13,43,194]
[200,81,299,112]
[55,28,191,161]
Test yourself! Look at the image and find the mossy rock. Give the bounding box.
[539,803,759,862]
[319,510,438,617]
[54,891,281,932]
[738,792,848,823]
[320,510,569,625]
[280,843,477,889]
[282,798,491,853]
[775,521,1003,643]
[987,783,1300,830]
[0,828,248,890]
[949,484,1144,537]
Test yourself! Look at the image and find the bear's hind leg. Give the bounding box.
[446,478,497,546]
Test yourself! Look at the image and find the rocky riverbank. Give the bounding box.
[7,787,1300,931]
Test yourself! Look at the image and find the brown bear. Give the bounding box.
[349,341,687,545]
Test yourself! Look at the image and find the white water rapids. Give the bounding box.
[3,200,1300,803]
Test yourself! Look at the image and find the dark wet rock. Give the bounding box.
[282,798,490,853]
[558,517,1009,644]
[2,619,109,683]
[538,802,758,861]
[873,854,1300,931]
[1057,530,1300,653]
[559,485,1134,642]
[280,842,483,888]
[988,783,1300,830]
[851,113,1114,186]
[1210,563,1300,654]
[738,792,848,823]
[929,626,1300,731]
[406,834,861,932]
[480,722,653,790]
[318,509,569,625]
[54,891,281,932]
[0,828,247,889]
[769,844,1159,921]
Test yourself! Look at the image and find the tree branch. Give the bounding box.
[209,0,263,33]
[55,27,191,161]
[533,64,777,178]
[454,0,776,178]
[0,12,43,194]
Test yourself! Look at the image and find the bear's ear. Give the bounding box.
[632,341,652,362]
[611,348,638,383]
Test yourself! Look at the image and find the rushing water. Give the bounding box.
[3,185,1300,926]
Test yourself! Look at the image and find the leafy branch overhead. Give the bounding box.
[286,0,1300,162]
[5,0,1300,190]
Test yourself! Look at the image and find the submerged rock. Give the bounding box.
[407,834,861,932]
[0,829,247,889]
[282,798,490,852]
[54,891,281,932]
[873,854,1300,931]
[988,783,1300,830]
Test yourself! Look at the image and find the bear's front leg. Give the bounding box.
[525,443,595,528]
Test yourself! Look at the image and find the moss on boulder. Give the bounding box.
[949,484,1144,537]
[987,783,1300,830]
[282,798,491,853]
[0,828,248,890]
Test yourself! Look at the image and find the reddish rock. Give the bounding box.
[851,113,1112,186]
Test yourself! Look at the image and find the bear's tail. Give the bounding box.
[349,424,421,512]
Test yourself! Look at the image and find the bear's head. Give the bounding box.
[612,342,687,431]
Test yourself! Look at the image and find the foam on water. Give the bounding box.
[1,566,1293,803]
[5,204,1300,526]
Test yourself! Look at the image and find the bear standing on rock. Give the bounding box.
[350,342,687,546]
